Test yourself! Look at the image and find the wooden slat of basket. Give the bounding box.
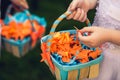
[11,45,20,57]
[55,66,61,80]
[88,64,99,79]
[68,69,78,80]
[22,42,29,56]
[79,67,90,80]
[4,42,12,53]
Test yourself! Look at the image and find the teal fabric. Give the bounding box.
[2,37,30,46]
[51,54,103,71]
[4,10,47,27]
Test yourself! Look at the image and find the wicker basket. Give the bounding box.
[2,37,30,57]
[2,5,47,57]
[41,11,103,80]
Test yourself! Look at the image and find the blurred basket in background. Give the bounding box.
[40,11,103,80]
[1,5,47,58]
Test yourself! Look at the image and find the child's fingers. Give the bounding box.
[78,9,85,22]
[68,0,79,11]
[78,32,90,42]
[78,33,94,47]
[11,0,29,10]
[67,11,77,20]
[81,12,87,22]
[80,41,92,47]
[67,2,73,11]
[19,0,29,9]
[80,27,94,33]
[73,8,82,20]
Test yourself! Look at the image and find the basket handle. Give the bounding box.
[49,11,91,35]
[5,4,23,18]
[5,4,35,32]
[5,4,14,19]
[23,10,36,32]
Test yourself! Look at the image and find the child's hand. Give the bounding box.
[67,0,90,22]
[78,27,112,47]
[11,0,29,10]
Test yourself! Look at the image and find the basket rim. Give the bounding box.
[51,54,103,71]
[2,37,30,46]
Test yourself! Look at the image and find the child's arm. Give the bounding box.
[67,0,98,22]
[109,29,120,45]
[10,0,29,10]
[88,0,98,9]
[78,27,120,47]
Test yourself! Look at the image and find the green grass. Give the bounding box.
[0,0,96,80]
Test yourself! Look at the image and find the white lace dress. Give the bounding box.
[86,0,120,80]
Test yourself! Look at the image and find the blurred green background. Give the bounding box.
[0,0,96,80]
